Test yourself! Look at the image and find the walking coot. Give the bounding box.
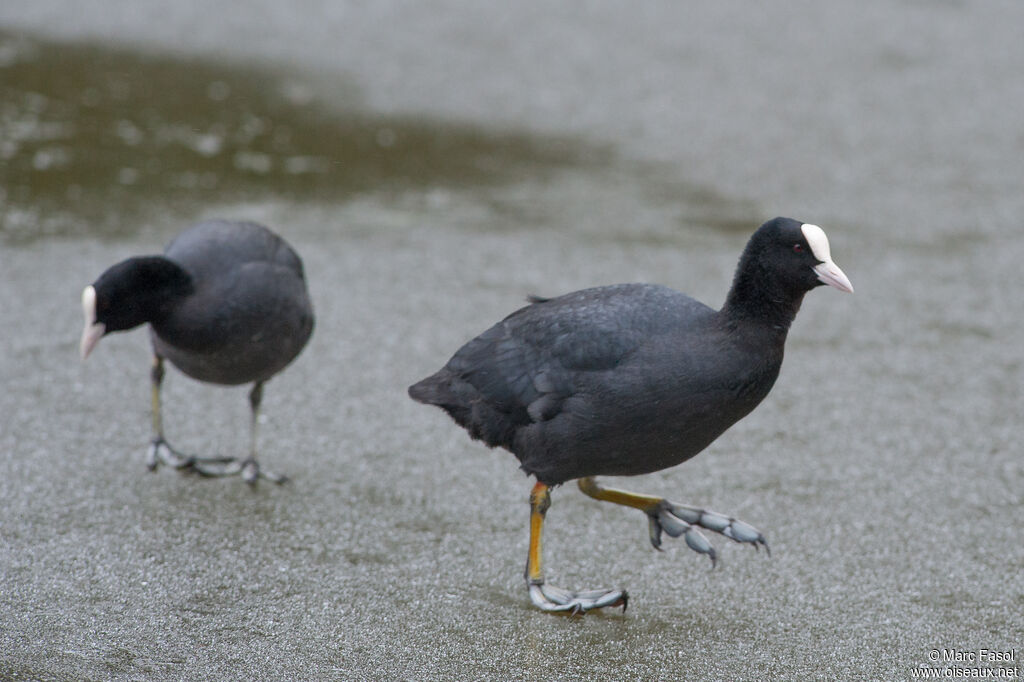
[80,220,315,484]
[409,217,852,613]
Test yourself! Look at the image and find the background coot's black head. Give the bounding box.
[80,256,193,358]
[733,217,854,300]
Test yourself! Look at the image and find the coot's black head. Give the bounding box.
[80,256,194,359]
[725,217,853,323]
[750,217,853,294]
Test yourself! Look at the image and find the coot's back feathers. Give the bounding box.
[163,219,307,284]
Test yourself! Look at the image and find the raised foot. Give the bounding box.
[146,439,287,485]
[648,500,769,566]
[528,581,628,615]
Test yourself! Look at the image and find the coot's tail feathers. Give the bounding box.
[408,372,456,406]
[408,372,517,450]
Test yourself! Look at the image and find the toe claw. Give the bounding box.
[648,515,664,550]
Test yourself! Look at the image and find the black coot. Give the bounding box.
[409,217,852,613]
[81,220,315,484]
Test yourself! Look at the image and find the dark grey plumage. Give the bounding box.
[81,219,314,483]
[410,217,853,486]
[408,217,853,614]
[411,281,785,485]
[150,220,314,385]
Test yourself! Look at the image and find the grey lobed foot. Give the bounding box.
[189,456,288,485]
[146,437,233,472]
[239,457,288,485]
[647,500,769,566]
[145,439,286,484]
[527,581,628,615]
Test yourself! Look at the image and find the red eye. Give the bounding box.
[793,243,804,253]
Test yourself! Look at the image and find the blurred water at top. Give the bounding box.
[0,29,611,241]
[2,0,1023,244]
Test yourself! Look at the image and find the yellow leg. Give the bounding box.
[145,355,180,472]
[524,481,627,614]
[578,476,769,561]
[239,380,287,484]
[150,355,165,440]
[248,381,263,461]
[146,354,204,471]
[525,482,551,585]
[577,476,662,512]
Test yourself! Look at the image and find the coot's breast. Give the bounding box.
[513,324,785,485]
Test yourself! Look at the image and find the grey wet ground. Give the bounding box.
[1,3,1022,681]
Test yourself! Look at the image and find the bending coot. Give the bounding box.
[409,217,853,613]
[80,220,315,484]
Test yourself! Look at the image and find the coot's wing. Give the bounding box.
[466,289,648,410]
[411,284,703,448]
